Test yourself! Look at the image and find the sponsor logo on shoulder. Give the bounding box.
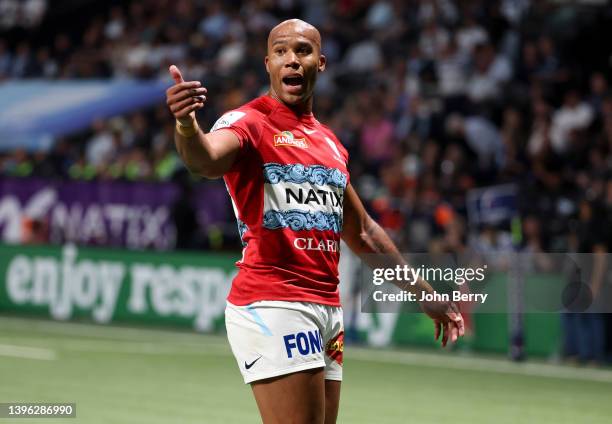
[211,111,246,131]
[274,131,309,149]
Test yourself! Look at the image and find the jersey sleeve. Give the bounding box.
[320,124,350,164]
[209,109,261,151]
[337,139,350,164]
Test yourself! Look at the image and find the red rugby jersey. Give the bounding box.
[211,95,350,306]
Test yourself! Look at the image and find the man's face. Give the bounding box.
[265,21,326,106]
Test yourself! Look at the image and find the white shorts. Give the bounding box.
[225,300,344,384]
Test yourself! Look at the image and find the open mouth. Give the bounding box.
[282,75,305,90]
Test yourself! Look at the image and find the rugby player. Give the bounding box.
[166,19,464,424]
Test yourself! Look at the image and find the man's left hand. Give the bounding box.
[420,300,465,347]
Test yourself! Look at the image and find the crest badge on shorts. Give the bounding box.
[325,331,344,365]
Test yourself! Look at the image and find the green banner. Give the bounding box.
[0,244,239,332]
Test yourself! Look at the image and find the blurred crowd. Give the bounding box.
[1,0,610,250]
[1,0,612,362]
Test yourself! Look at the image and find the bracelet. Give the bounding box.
[176,120,200,138]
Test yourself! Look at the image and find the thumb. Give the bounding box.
[169,65,184,84]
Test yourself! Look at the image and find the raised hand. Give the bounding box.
[166,65,207,126]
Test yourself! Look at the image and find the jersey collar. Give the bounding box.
[264,95,317,125]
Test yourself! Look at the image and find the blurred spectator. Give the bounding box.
[123,148,152,180]
[563,200,608,365]
[466,42,512,105]
[10,41,32,78]
[549,90,594,154]
[500,106,527,177]
[0,0,47,29]
[68,154,96,180]
[104,6,125,41]
[535,35,567,85]
[456,14,488,55]
[527,98,552,158]
[446,114,504,171]
[342,37,383,73]
[359,104,395,169]
[588,72,608,117]
[2,149,33,177]
[86,119,114,168]
[419,18,450,60]
[436,37,468,100]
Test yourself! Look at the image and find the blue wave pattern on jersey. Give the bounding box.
[263,210,342,233]
[236,218,248,246]
[263,163,347,189]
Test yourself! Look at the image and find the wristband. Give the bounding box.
[176,120,200,138]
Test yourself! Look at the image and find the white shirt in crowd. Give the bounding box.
[550,102,594,153]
